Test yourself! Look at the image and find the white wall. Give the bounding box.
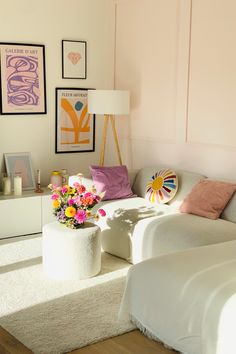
[114,0,236,180]
[0,0,115,186]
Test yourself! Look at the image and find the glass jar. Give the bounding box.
[50,171,62,187]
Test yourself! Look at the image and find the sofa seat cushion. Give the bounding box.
[96,196,236,263]
[131,212,236,263]
[119,240,236,354]
[95,197,176,262]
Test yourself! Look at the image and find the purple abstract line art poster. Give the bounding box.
[0,43,46,114]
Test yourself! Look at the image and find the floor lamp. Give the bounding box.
[87,90,130,166]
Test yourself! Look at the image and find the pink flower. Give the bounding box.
[74,196,82,205]
[84,192,92,198]
[51,194,59,200]
[75,209,87,224]
[68,198,74,205]
[77,184,86,194]
[61,186,68,194]
[98,208,106,217]
[73,182,86,194]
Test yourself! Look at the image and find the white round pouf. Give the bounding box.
[42,221,101,280]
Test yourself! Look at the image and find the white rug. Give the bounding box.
[0,234,135,354]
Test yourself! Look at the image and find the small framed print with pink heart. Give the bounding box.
[62,40,87,79]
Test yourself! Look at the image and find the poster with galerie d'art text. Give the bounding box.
[0,43,47,115]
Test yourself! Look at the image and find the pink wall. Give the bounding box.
[114,0,236,180]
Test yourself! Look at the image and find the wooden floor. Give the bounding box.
[0,327,176,354]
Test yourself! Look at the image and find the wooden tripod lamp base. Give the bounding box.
[100,114,122,166]
[87,90,130,166]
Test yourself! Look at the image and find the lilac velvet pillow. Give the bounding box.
[89,165,135,201]
[179,179,236,220]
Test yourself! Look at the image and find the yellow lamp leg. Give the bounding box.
[110,115,123,165]
[99,114,109,166]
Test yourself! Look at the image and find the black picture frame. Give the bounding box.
[62,40,87,79]
[55,87,95,154]
[0,42,47,115]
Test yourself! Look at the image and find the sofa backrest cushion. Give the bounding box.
[179,179,236,220]
[89,165,135,200]
[132,166,206,209]
[221,194,236,223]
[145,169,178,204]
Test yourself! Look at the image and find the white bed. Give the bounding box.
[119,240,236,354]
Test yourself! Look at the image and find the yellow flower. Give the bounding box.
[65,206,76,218]
[52,200,60,208]
[68,187,75,195]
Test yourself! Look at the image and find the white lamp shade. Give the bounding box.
[87,90,130,115]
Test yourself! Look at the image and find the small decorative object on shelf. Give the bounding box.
[50,171,62,187]
[13,174,22,196]
[35,169,43,193]
[2,173,11,195]
[61,169,69,185]
[48,176,106,229]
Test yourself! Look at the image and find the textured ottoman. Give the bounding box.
[42,221,101,280]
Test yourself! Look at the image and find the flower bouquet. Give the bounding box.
[49,179,106,229]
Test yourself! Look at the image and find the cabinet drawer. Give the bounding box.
[0,196,41,238]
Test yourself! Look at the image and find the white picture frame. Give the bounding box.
[62,40,87,79]
[4,152,36,190]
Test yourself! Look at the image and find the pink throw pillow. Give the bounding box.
[179,179,236,220]
[89,165,135,201]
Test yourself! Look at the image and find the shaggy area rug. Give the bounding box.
[0,234,135,354]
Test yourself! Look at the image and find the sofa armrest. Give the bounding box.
[68,175,94,190]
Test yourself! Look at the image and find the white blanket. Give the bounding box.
[119,240,236,354]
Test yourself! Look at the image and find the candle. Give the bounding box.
[14,175,22,196]
[3,176,11,195]
[37,169,41,184]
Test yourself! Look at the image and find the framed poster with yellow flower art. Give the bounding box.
[145,169,178,204]
[55,88,95,153]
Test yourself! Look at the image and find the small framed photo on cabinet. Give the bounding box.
[4,152,36,190]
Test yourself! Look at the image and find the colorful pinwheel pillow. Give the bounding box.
[145,169,178,204]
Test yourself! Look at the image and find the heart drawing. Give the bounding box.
[67,52,82,65]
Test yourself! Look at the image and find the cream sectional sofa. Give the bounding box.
[69,166,236,264]
[119,239,236,354]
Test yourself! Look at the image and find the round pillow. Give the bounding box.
[145,169,178,204]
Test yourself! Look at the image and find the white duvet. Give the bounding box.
[119,240,236,354]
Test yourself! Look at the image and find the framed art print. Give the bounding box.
[55,88,95,153]
[4,152,36,190]
[62,40,87,79]
[0,43,47,115]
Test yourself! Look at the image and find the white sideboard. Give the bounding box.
[0,189,55,239]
